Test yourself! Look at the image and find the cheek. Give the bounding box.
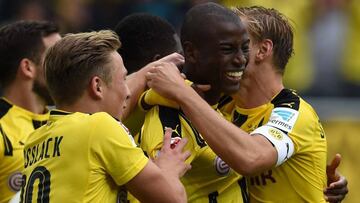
[119,84,128,100]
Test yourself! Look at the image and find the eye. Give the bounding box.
[241,42,250,54]
[220,45,235,54]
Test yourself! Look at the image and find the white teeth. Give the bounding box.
[226,71,243,77]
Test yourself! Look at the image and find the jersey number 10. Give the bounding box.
[20,166,51,203]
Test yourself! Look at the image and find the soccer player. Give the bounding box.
[138,3,250,202]
[114,13,183,135]
[0,20,61,203]
[145,6,346,203]
[21,30,190,202]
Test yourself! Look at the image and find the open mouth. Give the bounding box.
[225,70,244,82]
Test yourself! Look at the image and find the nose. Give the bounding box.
[233,51,247,68]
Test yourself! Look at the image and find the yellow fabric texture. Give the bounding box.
[221,89,327,203]
[22,111,148,202]
[134,87,246,203]
[0,98,48,203]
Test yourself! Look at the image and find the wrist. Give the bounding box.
[175,85,197,106]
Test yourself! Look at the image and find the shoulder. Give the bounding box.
[90,112,135,144]
[271,89,300,110]
[0,98,13,120]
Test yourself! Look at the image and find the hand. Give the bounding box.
[146,62,188,101]
[324,154,348,202]
[157,52,184,67]
[153,128,191,178]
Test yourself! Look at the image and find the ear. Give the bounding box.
[152,54,162,61]
[254,39,273,63]
[18,58,36,79]
[183,41,197,64]
[89,76,104,100]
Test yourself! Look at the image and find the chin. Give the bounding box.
[222,84,240,95]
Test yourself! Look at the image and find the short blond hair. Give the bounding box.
[44,30,121,106]
[232,6,294,73]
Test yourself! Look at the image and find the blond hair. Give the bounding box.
[44,30,121,106]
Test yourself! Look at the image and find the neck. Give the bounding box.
[203,88,222,106]
[234,64,284,109]
[57,99,98,115]
[3,82,46,114]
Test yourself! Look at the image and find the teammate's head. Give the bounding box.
[45,30,130,118]
[114,13,182,74]
[181,3,249,95]
[0,20,60,104]
[233,6,294,74]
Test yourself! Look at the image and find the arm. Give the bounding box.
[324,154,348,203]
[126,128,190,203]
[146,64,277,176]
[126,161,186,203]
[122,53,184,120]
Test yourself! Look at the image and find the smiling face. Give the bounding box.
[191,19,250,95]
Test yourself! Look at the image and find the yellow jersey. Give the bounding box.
[220,89,327,203]
[136,89,248,203]
[0,98,48,203]
[21,110,148,203]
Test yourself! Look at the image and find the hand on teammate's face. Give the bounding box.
[153,128,191,178]
[146,62,187,101]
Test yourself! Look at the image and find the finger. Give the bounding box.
[324,187,348,196]
[180,73,187,79]
[179,163,192,177]
[158,53,184,65]
[145,71,155,80]
[174,137,188,152]
[182,150,191,161]
[185,163,192,173]
[324,194,345,203]
[162,127,173,149]
[328,175,347,189]
[192,84,211,92]
[327,154,341,175]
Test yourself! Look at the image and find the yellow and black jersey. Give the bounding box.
[220,89,327,203]
[21,110,148,203]
[0,98,48,203]
[135,88,248,203]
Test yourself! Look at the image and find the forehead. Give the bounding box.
[203,19,248,43]
[111,51,127,75]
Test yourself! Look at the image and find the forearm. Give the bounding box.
[176,86,275,175]
[127,161,186,203]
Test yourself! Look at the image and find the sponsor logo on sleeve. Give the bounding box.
[8,172,22,192]
[214,156,230,176]
[267,107,299,132]
[268,128,283,140]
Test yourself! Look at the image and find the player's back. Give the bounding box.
[22,110,147,203]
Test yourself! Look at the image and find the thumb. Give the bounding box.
[163,127,173,149]
[327,153,341,184]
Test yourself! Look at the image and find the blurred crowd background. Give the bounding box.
[0,0,359,202]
